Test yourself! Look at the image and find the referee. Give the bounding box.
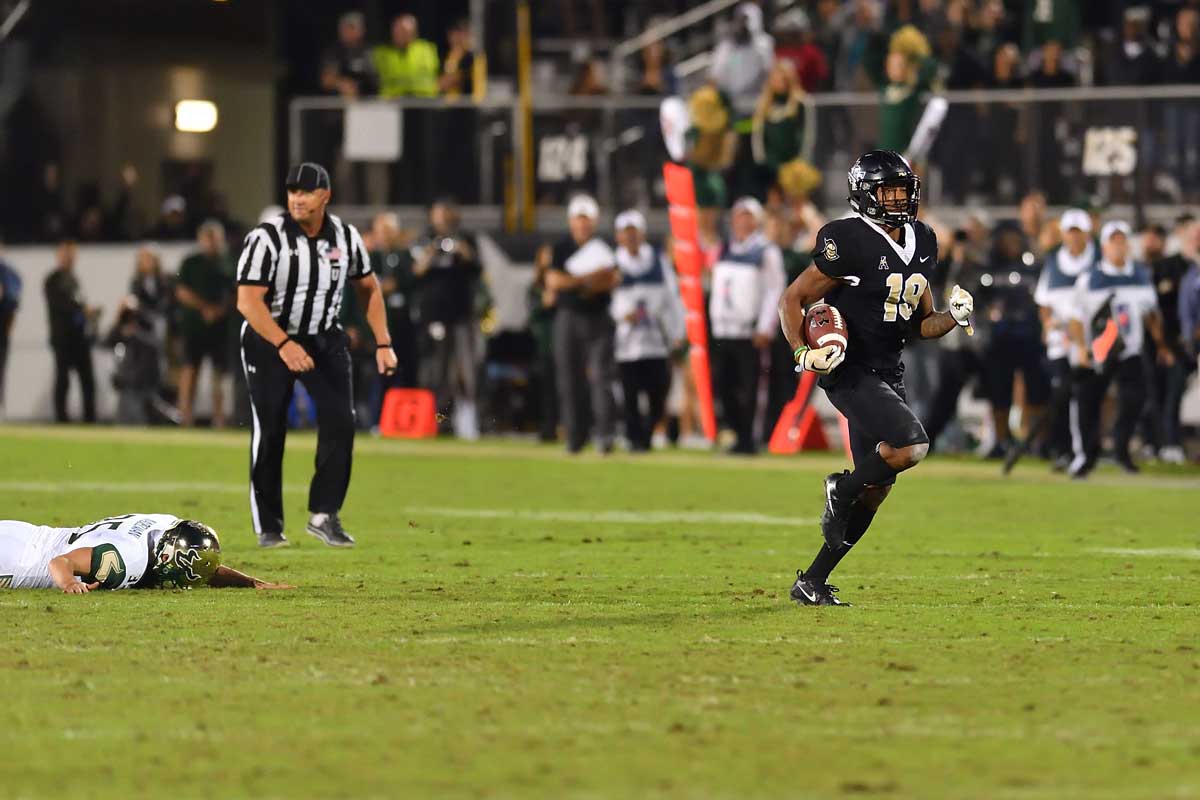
[236,162,396,548]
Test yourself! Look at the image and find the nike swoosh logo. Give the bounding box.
[841,276,861,286]
[795,582,818,602]
[920,256,931,263]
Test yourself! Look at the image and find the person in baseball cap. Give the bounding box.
[284,162,332,237]
[1099,219,1132,245]
[1034,207,1100,472]
[567,193,600,221]
[1059,208,1092,235]
[731,196,764,222]
[1069,215,1171,477]
[285,162,332,193]
[614,209,646,234]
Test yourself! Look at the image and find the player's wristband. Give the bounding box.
[793,345,810,364]
[276,336,291,351]
[376,343,393,349]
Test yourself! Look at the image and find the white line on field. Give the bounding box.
[1088,547,1200,559]
[0,480,282,494]
[0,481,810,527]
[405,506,812,527]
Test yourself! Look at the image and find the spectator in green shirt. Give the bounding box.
[373,14,440,98]
[878,26,937,155]
[175,220,234,428]
[750,60,813,200]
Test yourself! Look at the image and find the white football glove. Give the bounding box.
[949,284,974,328]
[794,344,845,375]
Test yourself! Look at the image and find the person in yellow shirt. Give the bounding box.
[373,14,439,98]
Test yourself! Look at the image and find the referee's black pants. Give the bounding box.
[240,323,356,535]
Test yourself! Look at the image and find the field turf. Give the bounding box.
[0,425,1198,800]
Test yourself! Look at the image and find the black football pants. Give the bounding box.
[240,323,356,536]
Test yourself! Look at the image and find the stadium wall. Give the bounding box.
[3,244,1198,433]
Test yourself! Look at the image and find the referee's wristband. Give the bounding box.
[793,345,810,364]
[276,336,291,351]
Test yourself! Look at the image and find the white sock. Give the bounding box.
[310,512,328,526]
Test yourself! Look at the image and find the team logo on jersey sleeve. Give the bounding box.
[878,256,890,271]
[823,238,839,261]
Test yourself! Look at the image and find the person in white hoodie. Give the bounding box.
[1034,208,1099,470]
[610,210,686,452]
[709,197,787,454]
[1067,220,1174,477]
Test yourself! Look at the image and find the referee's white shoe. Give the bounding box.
[306,512,356,548]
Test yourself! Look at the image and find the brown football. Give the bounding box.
[804,302,848,354]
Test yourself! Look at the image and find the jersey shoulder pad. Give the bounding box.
[812,218,863,278]
[912,219,939,251]
[85,543,127,590]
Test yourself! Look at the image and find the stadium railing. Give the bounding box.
[289,84,1200,231]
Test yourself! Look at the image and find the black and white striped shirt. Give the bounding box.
[236,212,371,336]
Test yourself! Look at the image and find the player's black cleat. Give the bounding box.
[790,571,824,605]
[820,471,852,549]
[306,513,356,548]
[790,571,851,606]
[819,583,850,606]
[257,530,290,549]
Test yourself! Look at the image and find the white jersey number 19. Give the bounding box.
[883,273,927,322]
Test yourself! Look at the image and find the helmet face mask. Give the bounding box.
[152,520,221,589]
[848,150,921,228]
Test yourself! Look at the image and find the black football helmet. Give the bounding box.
[847,150,921,228]
[152,520,221,589]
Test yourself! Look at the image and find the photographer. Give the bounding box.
[103,297,162,425]
[977,223,1050,458]
[923,228,986,452]
[412,199,483,437]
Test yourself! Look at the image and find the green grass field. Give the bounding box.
[1,425,1198,800]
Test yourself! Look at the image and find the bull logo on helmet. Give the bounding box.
[175,549,203,583]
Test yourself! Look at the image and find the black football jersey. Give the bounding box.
[811,216,939,370]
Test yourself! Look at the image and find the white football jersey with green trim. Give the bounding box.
[0,514,179,590]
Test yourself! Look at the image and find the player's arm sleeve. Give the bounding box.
[82,543,128,590]
[756,245,787,338]
[348,225,372,278]
[236,229,276,286]
[811,224,853,279]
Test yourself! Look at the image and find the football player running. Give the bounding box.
[0,513,293,593]
[778,150,974,606]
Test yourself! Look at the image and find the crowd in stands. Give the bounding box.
[5,1,1200,468]
[320,11,487,103]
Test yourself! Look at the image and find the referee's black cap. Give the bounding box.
[285,162,331,192]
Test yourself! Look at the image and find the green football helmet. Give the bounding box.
[152,520,221,589]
